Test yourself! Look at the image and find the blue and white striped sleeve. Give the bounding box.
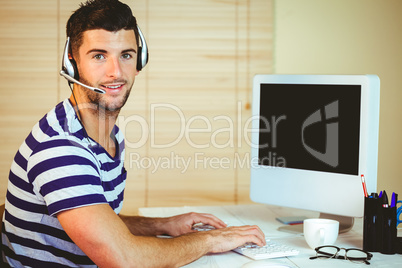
[27,138,108,216]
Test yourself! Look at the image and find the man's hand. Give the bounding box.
[163,213,266,254]
[119,211,226,237]
[181,224,266,254]
[204,225,266,253]
[162,212,227,236]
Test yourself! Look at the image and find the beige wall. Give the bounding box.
[274,0,402,195]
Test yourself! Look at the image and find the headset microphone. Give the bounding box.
[60,69,106,94]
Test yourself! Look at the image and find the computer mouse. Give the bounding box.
[241,259,292,268]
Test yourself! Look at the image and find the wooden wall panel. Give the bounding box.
[145,0,238,209]
[0,0,272,215]
[0,0,58,203]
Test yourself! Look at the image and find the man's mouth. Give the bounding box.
[101,84,124,90]
[105,85,122,89]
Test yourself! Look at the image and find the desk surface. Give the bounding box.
[139,204,402,268]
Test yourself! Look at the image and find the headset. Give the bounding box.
[60,25,149,94]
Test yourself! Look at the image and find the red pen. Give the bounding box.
[361,175,368,198]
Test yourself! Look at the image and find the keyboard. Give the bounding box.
[232,238,299,260]
[192,223,299,260]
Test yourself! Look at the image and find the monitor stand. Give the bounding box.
[277,213,354,234]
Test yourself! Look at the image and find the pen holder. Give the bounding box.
[363,197,383,252]
[363,196,398,254]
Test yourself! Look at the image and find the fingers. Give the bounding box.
[225,225,266,246]
[187,213,265,246]
[164,212,227,237]
[203,225,266,253]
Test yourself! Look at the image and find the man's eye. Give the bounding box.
[94,54,105,60]
[122,54,132,59]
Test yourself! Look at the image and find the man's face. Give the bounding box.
[75,29,139,112]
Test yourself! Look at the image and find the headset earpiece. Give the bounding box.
[136,47,143,71]
[136,26,149,71]
[69,58,79,80]
[62,37,78,80]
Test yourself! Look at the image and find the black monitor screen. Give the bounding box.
[258,83,361,175]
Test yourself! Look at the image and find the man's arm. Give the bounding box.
[58,204,265,268]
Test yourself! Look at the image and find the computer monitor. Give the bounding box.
[250,74,380,232]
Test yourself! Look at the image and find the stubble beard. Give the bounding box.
[79,76,133,119]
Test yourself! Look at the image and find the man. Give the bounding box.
[1,0,265,267]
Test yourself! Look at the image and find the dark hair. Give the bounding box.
[66,0,139,56]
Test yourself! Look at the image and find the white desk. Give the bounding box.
[139,204,402,268]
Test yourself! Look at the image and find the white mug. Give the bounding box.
[303,219,339,249]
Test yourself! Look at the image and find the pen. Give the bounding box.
[361,175,368,198]
[382,190,389,208]
[391,192,397,207]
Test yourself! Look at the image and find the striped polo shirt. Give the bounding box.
[1,99,126,267]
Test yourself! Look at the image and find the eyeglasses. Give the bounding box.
[310,245,373,265]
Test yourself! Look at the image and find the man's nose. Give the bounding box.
[106,57,122,78]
